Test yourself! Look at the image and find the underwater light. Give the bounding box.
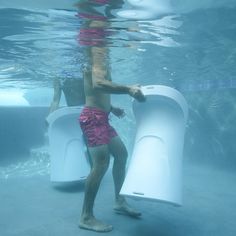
[0,90,29,106]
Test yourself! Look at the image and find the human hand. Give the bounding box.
[111,106,125,118]
[128,85,146,102]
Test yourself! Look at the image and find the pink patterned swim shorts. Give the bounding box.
[79,106,118,147]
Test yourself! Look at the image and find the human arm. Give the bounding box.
[49,79,62,113]
[93,75,146,102]
[91,46,146,102]
[110,105,125,118]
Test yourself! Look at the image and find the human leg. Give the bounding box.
[109,136,141,217]
[108,136,127,200]
[79,144,113,232]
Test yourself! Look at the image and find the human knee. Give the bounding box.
[121,153,128,165]
[120,148,128,162]
[92,159,109,174]
[113,144,128,159]
[114,151,128,166]
[123,148,128,159]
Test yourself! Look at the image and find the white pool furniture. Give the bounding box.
[47,106,90,182]
[120,85,188,206]
[116,0,172,19]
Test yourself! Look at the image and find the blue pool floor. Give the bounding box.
[0,163,236,236]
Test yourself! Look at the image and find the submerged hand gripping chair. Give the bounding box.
[47,106,90,182]
[120,85,188,206]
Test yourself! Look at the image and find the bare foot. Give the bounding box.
[114,200,141,218]
[79,216,113,232]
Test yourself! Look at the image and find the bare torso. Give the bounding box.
[83,18,111,112]
[83,64,111,112]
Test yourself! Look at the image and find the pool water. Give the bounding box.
[1,2,236,169]
[0,1,236,235]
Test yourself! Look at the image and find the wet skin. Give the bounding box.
[79,19,145,232]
